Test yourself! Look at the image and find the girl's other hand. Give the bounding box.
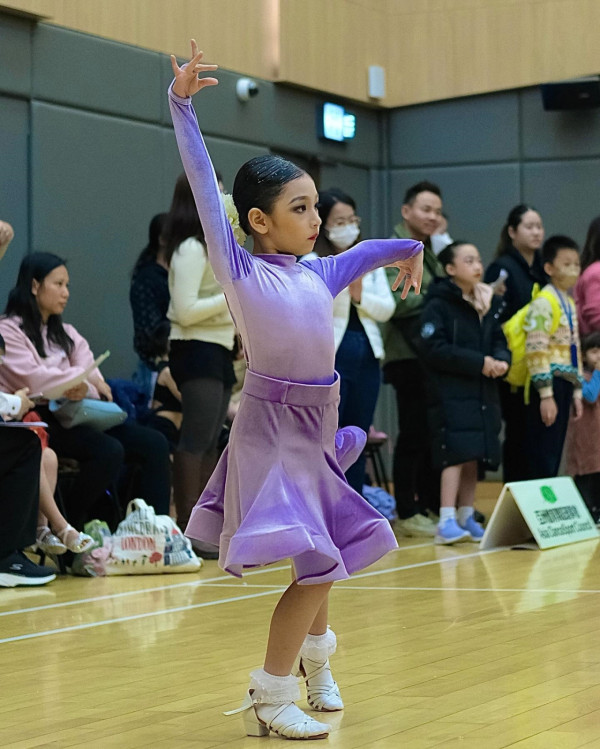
[170,39,218,98]
[482,356,496,377]
[491,359,509,377]
[390,246,424,299]
[540,396,558,427]
[572,397,583,421]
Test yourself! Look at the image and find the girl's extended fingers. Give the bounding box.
[391,269,404,292]
[400,275,411,300]
[191,39,199,57]
[198,78,219,88]
[170,54,180,76]
[194,63,218,72]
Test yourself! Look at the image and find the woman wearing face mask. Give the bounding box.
[313,189,395,495]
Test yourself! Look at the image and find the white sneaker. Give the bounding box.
[397,513,436,537]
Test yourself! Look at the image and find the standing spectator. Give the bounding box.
[314,189,395,495]
[0,253,171,529]
[524,235,583,479]
[419,242,510,544]
[382,181,445,536]
[130,213,169,402]
[575,215,600,336]
[484,205,547,482]
[565,331,600,522]
[165,174,236,555]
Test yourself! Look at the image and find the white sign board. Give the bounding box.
[480,476,600,551]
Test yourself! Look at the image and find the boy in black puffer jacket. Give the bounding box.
[419,242,511,545]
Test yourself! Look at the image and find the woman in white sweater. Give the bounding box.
[165,175,235,549]
[314,189,395,494]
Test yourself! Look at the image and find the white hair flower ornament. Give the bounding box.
[221,192,247,245]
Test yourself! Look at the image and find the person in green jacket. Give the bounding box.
[383,182,445,537]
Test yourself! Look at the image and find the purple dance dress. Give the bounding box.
[169,86,422,584]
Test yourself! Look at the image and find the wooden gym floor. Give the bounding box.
[2,483,600,748]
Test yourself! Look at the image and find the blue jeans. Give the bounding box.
[335,329,382,494]
[132,359,157,407]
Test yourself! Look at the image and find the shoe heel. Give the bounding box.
[242,706,269,737]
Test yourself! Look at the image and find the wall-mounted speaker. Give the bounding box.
[541,77,600,111]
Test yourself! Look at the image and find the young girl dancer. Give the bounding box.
[169,41,423,740]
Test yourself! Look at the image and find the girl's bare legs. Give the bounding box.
[309,595,329,635]
[37,448,94,552]
[456,461,484,539]
[440,464,461,507]
[436,463,471,544]
[457,460,478,509]
[264,580,333,675]
[38,448,66,531]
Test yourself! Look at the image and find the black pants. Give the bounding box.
[0,428,41,558]
[384,359,440,518]
[524,378,574,480]
[38,409,171,529]
[498,381,530,483]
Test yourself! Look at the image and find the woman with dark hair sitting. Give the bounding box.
[0,253,172,529]
[129,212,169,401]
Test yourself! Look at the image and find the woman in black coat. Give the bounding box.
[484,204,547,482]
[419,242,511,545]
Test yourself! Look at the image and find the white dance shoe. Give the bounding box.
[225,669,331,740]
[298,627,344,712]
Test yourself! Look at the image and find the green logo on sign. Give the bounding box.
[541,485,558,503]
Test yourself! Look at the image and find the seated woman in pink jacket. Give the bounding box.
[576,216,600,336]
[0,253,171,530]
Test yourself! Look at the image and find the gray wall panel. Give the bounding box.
[390,164,521,264]
[389,92,520,168]
[0,14,32,97]
[33,24,162,123]
[31,102,166,377]
[0,96,29,306]
[523,160,600,243]
[520,88,600,160]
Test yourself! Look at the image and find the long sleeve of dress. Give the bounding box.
[168,87,252,286]
[302,238,422,299]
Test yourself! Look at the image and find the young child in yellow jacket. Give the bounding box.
[524,235,583,479]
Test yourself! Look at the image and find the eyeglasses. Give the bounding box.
[329,216,361,228]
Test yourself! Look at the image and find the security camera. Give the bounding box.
[236,78,259,102]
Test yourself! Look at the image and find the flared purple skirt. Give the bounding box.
[185,369,398,584]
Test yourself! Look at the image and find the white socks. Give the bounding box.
[457,506,474,526]
[440,506,474,526]
[439,507,456,523]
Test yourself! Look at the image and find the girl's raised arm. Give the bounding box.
[168,41,252,285]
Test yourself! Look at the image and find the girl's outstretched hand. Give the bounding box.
[170,39,218,98]
[389,244,424,299]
